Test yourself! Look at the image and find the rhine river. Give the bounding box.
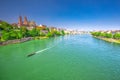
[0,35,120,80]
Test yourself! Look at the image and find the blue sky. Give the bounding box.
[0,0,120,30]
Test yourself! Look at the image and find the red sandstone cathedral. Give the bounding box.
[11,16,48,30]
[18,16,36,28]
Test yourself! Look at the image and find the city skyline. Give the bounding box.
[0,0,120,30]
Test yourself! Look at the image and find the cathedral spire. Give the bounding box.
[18,16,23,27]
[23,16,28,25]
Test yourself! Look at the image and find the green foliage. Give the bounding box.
[113,33,120,39]
[91,32,113,38]
[99,32,106,37]
[1,31,10,41]
[47,30,65,37]
[91,32,101,37]
[0,21,65,41]
[20,26,28,37]
[90,31,120,40]
[95,32,101,36]
[1,30,23,41]
[9,30,18,39]
[27,28,40,37]
[46,28,50,32]
[46,32,54,37]
[40,32,46,37]
[0,21,13,31]
[54,31,61,36]
[61,30,65,35]
[16,31,23,39]
[105,33,112,38]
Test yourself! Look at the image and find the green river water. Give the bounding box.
[0,35,120,80]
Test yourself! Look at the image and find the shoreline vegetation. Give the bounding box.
[1,18,120,46]
[93,36,120,44]
[0,20,65,46]
[91,31,120,44]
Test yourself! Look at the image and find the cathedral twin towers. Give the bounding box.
[18,16,36,27]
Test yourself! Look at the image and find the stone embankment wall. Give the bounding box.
[0,37,33,46]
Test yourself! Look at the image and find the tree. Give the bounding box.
[61,30,65,35]
[20,26,28,37]
[0,21,13,31]
[105,33,112,38]
[27,28,40,37]
[113,33,120,39]
[54,31,61,36]
[16,31,23,39]
[91,32,101,37]
[9,30,18,39]
[1,31,10,41]
[99,32,106,37]
[46,32,54,37]
[46,28,50,32]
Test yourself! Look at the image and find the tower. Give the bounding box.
[18,16,23,27]
[23,16,28,25]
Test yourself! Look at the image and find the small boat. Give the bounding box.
[27,52,36,57]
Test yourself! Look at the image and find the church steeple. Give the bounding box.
[23,16,28,25]
[18,16,23,26]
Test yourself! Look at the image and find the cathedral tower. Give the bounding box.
[18,16,23,27]
[23,16,28,25]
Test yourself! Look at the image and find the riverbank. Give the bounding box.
[93,36,120,44]
[0,36,49,46]
[34,36,48,40]
[0,37,33,46]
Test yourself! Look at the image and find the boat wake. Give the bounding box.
[35,46,54,54]
[27,40,61,57]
